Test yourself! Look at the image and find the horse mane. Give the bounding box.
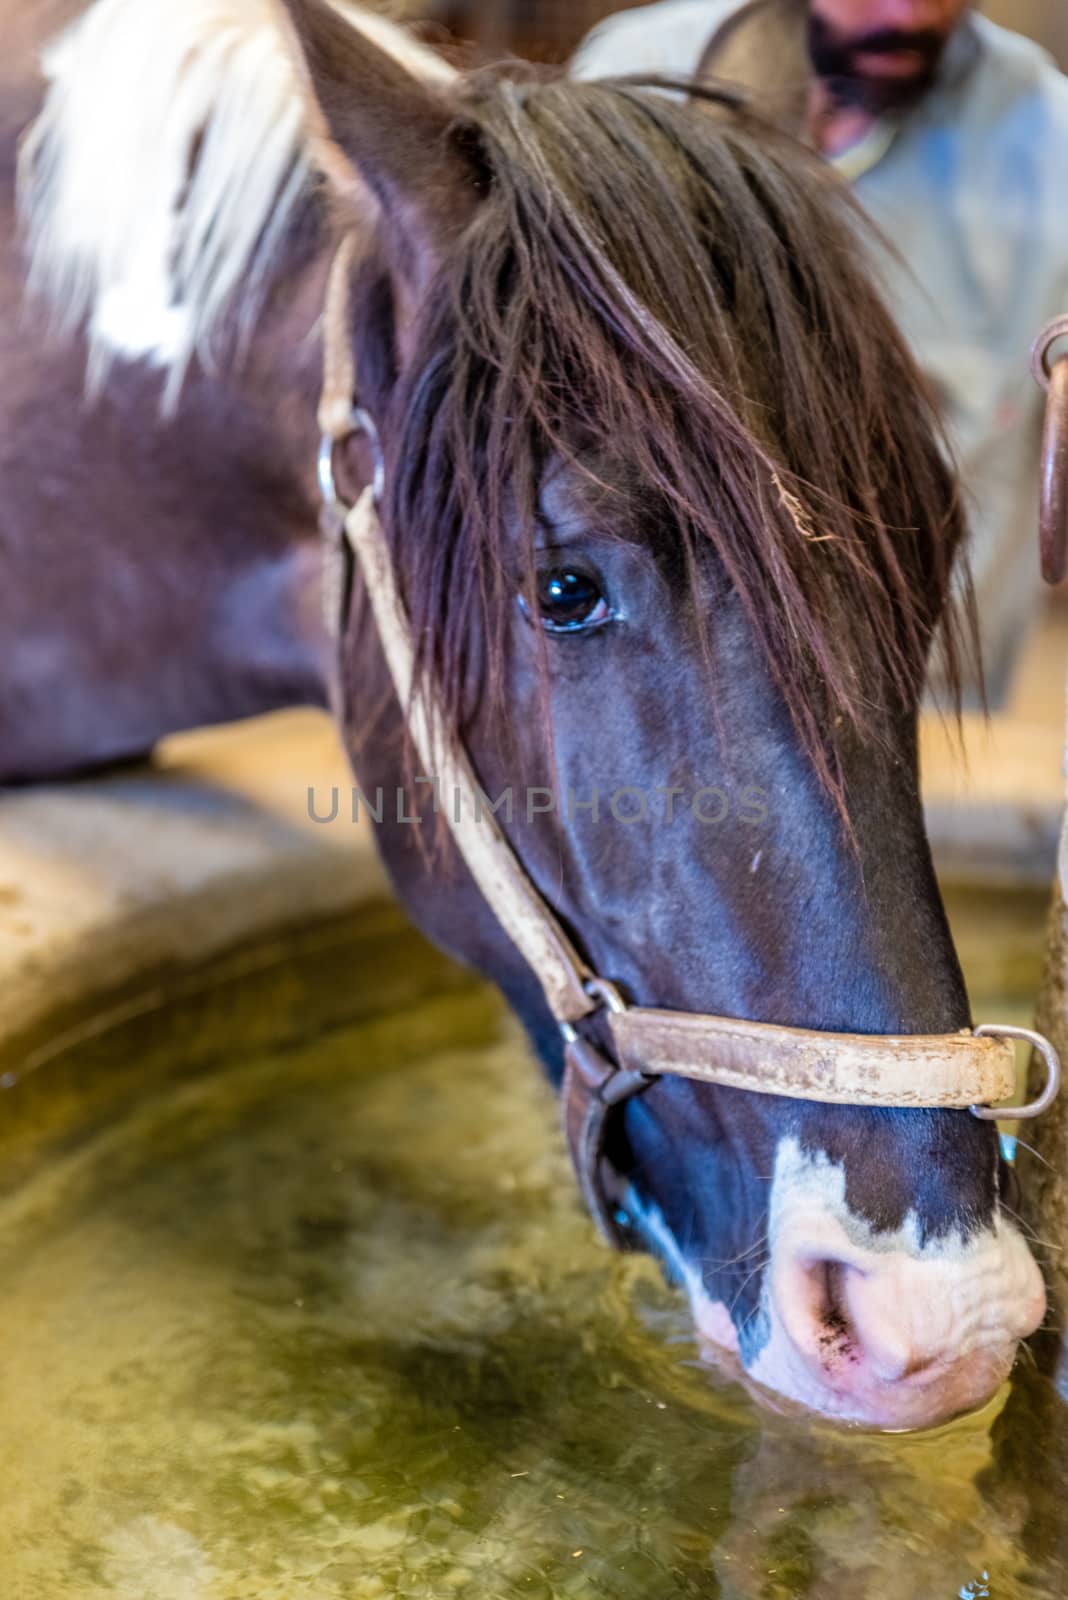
[17,0,452,406]
[363,75,972,795]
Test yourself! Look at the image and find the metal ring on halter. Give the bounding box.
[559,975,629,1044]
[970,1024,1062,1121]
[1031,315,1068,388]
[584,976,628,1015]
[574,977,654,1106]
[317,405,385,510]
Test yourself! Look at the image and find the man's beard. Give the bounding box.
[807,14,950,116]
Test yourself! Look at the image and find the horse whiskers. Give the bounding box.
[726,1257,772,1318]
[733,1297,770,1351]
[1000,1203,1063,1256]
[1008,1136,1055,1173]
[698,1235,769,1273]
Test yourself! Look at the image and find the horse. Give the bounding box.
[0,0,340,781]
[16,0,1048,1428]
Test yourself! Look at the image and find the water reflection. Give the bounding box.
[0,988,1064,1598]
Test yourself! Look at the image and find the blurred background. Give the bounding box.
[408,0,1068,67]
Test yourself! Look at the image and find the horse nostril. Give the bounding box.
[815,1259,851,1338]
[799,1258,935,1383]
[780,1257,862,1368]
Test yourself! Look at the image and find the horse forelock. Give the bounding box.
[368,75,976,808]
[16,0,451,408]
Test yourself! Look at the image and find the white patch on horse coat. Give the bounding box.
[745,1137,1045,1425]
[18,0,454,404]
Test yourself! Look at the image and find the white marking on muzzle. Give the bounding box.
[748,1138,1045,1425]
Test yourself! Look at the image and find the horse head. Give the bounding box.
[275,0,1045,1427]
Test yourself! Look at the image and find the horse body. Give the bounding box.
[0,0,331,781]
[14,0,1046,1426]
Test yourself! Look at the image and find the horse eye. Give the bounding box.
[524,567,612,634]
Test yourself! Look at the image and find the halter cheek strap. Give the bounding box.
[318,246,1060,1247]
[343,487,597,1024]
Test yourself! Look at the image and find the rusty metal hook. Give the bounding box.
[1031,315,1068,586]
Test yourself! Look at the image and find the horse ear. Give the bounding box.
[275,0,481,309]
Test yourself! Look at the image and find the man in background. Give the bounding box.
[574,1,1068,700]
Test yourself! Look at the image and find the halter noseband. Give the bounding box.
[316,247,1060,1246]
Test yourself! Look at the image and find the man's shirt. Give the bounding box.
[575,6,1068,697]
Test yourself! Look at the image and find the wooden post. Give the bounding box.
[1021,776,1068,1393]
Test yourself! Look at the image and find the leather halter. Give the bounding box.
[316,245,1060,1245]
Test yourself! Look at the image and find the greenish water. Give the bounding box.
[1,892,1065,1598]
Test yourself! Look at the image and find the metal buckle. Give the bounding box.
[970,1024,1062,1122]
[583,976,628,1015]
[561,977,652,1111]
[558,975,629,1044]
